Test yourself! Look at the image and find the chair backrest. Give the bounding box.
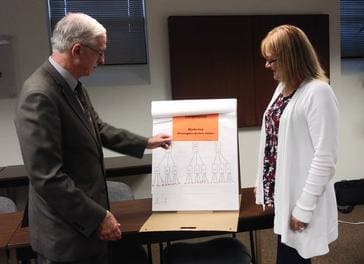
[163,237,251,264]
[0,196,17,213]
[106,181,134,202]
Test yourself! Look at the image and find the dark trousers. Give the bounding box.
[276,235,311,264]
[36,240,148,264]
[108,240,149,264]
[37,252,108,264]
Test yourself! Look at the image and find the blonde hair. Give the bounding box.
[261,25,328,86]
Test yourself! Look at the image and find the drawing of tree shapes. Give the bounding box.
[225,163,233,182]
[211,142,232,183]
[152,147,179,186]
[185,143,207,184]
[211,163,219,183]
[198,164,209,184]
[152,166,164,186]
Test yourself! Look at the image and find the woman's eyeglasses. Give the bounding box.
[265,59,278,66]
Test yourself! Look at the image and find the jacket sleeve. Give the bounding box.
[292,83,339,223]
[90,103,148,159]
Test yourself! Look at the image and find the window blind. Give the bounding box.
[48,0,148,65]
[341,0,364,58]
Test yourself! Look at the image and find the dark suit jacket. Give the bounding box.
[14,61,148,261]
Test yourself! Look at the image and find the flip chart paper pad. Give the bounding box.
[140,210,239,232]
[151,99,239,212]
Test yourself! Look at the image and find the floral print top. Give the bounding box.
[263,91,295,207]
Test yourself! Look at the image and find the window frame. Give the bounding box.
[340,0,364,58]
[46,0,149,65]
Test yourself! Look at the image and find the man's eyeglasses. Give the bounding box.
[265,59,278,66]
[81,43,105,57]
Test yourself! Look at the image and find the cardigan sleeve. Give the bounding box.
[292,83,339,223]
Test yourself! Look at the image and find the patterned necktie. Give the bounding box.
[75,81,94,125]
[75,82,88,112]
[74,82,99,141]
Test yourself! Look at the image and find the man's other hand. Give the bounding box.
[98,210,121,241]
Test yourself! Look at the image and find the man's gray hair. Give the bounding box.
[51,13,106,53]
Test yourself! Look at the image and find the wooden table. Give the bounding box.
[110,187,273,263]
[109,188,273,242]
[6,188,273,263]
[0,154,152,188]
[0,212,23,263]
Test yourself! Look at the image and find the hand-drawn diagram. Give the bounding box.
[185,143,209,184]
[152,146,179,186]
[211,142,233,183]
[153,142,233,186]
[151,99,238,211]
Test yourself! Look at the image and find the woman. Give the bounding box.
[255,25,339,263]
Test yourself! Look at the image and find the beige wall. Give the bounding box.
[0,0,363,198]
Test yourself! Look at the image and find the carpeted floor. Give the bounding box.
[255,205,364,264]
[150,205,364,264]
[316,204,364,264]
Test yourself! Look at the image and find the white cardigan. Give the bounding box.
[255,79,339,258]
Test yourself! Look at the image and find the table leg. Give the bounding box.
[146,243,152,264]
[249,230,257,264]
[8,248,17,264]
[159,242,164,264]
[0,249,7,264]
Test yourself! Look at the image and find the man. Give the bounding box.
[15,13,171,264]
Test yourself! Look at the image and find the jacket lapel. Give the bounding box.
[42,61,102,149]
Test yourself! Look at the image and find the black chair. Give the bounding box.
[0,196,17,213]
[106,180,134,202]
[106,181,150,264]
[162,237,251,264]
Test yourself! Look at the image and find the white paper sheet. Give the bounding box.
[151,99,239,211]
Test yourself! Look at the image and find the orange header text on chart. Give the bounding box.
[173,114,218,141]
